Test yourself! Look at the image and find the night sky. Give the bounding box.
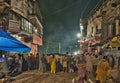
[38,0,104,54]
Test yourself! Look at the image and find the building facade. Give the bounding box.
[0,0,43,54]
[83,0,120,54]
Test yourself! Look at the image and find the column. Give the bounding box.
[116,19,119,35]
[109,24,112,37]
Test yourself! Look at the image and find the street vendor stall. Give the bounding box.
[0,29,31,82]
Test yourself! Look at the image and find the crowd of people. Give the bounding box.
[0,52,78,77]
[0,52,120,83]
[76,53,120,83]
[0,53,27,77]
[38,53,78,73]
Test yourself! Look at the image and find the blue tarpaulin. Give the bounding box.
[0,29,31,52]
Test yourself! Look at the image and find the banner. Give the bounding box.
[8,20,20,33]
[33,34,43,45]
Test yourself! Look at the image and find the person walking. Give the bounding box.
[18,54,23,73]
[76,56,86,83]
[39,55,44,72]
[108,55,115,69]
[41,55,47,72]
[30,53,35,69]
[118,56,120,71]
[63,56,67,72]
[50,55,56,74]
[92,55,99,77]
[96,56,112,83]
[85,54,93,74]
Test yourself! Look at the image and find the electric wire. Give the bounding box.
[42,0,104,20]
[42,0,82,19]
[80,0,91,18]
[81,0,104,23]
[86,0,104,18]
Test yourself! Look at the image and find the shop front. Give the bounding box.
[87,35,101,54]
[21,34,42,54]
[101,34,120,57]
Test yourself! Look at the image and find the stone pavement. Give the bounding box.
[85,66,120,83]
[111,69,120,83]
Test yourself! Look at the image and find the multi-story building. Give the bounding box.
[0,0,43,54]
[86,7,102,53]
[100,0,120,41]
[85,0,120,54]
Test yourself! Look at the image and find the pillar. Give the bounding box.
[116,19,119,35]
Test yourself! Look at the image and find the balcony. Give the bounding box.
[22,34,42,45]
[95,31,101,36]
[28,15,43,35]
[18,30,32,37]
[0,1,9,12]
[0,0,10,4]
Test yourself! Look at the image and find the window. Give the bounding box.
[91,27,93,34]
[21,19,28,31]
[21,19,24,30]
[112,23,116,36]
[28,22,33,33]
[21,18,36,34]
[111,3,117,7]
[96,26,98,34]
[119,20,120,27]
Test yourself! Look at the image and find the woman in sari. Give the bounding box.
[50,55,56,74]
[96,56,111,83]
[77,56,86,83]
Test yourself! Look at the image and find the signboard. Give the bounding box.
[33,34,43,45]
[8,20,20,33]
[22,36,32,43]
[22,34,43,46]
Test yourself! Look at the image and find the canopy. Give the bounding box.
[0,29,31,52]
[110,36,120,47]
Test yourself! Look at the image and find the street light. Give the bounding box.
[80,23,83,36]
[80,23,83,30]
[79,19,84,54]
[80,19,84,36]
[35,29,37,33]
[74,51,78,55]
[77,40,80,42]
[77,33,81,38]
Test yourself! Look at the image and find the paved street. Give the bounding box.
[11,71,77,83]
[0,68,119,83]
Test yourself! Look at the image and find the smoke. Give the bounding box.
[42,22,80,54]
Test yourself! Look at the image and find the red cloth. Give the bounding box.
[30,55,35,61]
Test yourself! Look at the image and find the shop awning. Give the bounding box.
[0,29,31,52]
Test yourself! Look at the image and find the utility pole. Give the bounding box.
[68,45,72,55]
[58,43,61,53]
[45,42,49,54]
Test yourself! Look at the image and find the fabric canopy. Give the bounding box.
[0,29,31,52]
[110,36,120,47]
